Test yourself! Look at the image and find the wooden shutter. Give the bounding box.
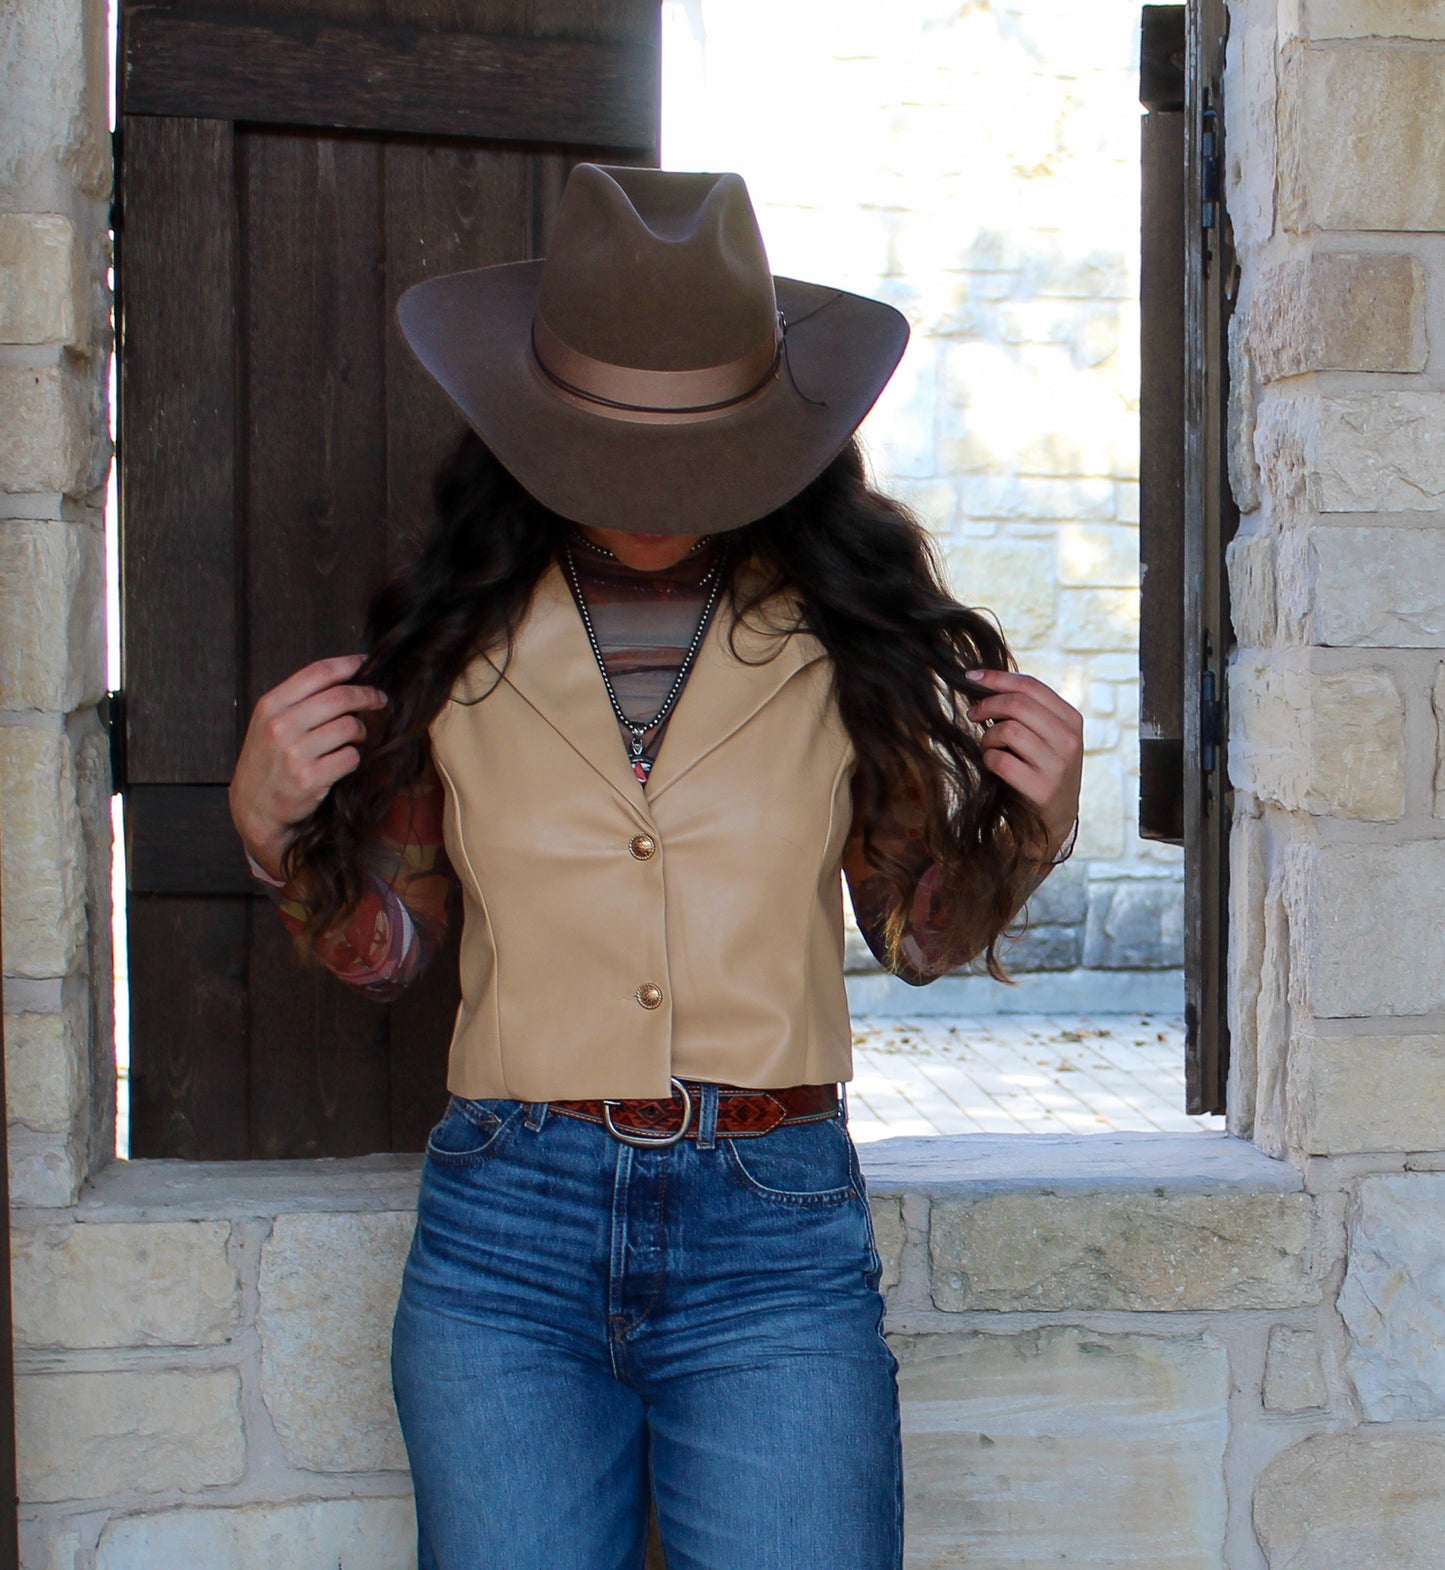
[1137,0,1236,1116]
[115,0,660,1159]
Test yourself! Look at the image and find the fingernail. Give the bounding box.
[965,668,985,680]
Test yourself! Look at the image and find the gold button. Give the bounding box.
[635,982,664,1010]
[629,832,656,861]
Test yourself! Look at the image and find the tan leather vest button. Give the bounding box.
[635,982,664,1010]
[628,833,656,861]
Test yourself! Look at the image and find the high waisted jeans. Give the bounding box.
[390,1084,903,1570]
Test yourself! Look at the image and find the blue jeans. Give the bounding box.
[391,1085,903,1570]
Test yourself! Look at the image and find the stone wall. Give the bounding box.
[664,0,1186,1006]
[3,1135,1350,1570]
[1219,0,1445,1559]
[0,0,115,1213]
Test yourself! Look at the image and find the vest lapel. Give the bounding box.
[479,553,830,812]
[472,557,651,818]
[645,560,829,801]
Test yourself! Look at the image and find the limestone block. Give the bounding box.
[1314,526,1445,646]
[868,1195,903,1293]
[1338,1172,1445,1420]
[1253,860,1292,1159]
[258,1210,413,1472]
[0,519,106,710]
[1083,714,1119,752]
[996,919,1082,972]
[1057,522,1138,588]
[8,1126,82,1209]
[18,1519,82,1570]
[0,722,86,979]
[1058,588,1138,652]
[1019,858,1088,925]
[1227,655,1404,819]
[1287,1032,1445,1155]
[1255,1432,1445,1570]
[1082,881,1184,970]
[1227,811,1270,1144]
[0,214,80,345]
[1225,529,1276,652]
[12,1220,240,1349]
[95,1497,419,1570]
[1256,392,1445,517]
[1074,750,1126,860]
[1251,253,1424,380]
[16,1369,244,1503]
[0,0,111,201]
[945,538,1054,648]
[929,1189,1324,1311]
[896,1327,1227,1568]
[1262,1325,1327,1411]
[1299,0,1445,38]
[1281,45,1445,232]
[957,474,1117,522]
[1287,840,1445,1017]
[1228,308,1261,514]
[888,478,956,534]
[0,366,96,497]
[4,999,84,1132]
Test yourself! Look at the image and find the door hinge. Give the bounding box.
[99,688,127,795]
[1200,666,1222,774]
[1201,98,1220,233]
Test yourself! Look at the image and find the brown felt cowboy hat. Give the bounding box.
[395,163,910,535]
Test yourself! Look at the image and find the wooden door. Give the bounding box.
[115,0,660,1159]
[1137,0,1236,1115]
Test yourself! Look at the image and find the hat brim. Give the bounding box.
[395,262,909,534]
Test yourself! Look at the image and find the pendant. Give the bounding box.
[633,757,652,782]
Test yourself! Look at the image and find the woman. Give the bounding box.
[229,164,1083,1570]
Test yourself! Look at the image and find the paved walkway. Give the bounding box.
[846,1013,1224,1141]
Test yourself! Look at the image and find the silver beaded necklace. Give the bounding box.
[559,539,727,783]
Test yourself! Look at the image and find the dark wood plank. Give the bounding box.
[376,144,532,1135]
[240,125,389,703]
[128,785,257,894]
[128,897,251,1159]
[248,897,393,1158]
[239,123,396,1156]
[1138,102,1186,845]
[117,115,239,784]
[122,5,658,149]
[1141,4,1186,112]
[1182,0,1235,1117]
[381,141,532,556]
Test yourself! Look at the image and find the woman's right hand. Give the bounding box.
[228,653,389,881]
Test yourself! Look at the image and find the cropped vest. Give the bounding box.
[426,554,858,1101]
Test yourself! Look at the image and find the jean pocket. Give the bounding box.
[721,1114,858,1205]
[424,1096,520,1168]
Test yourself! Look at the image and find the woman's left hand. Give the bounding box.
[965,668,1084,861]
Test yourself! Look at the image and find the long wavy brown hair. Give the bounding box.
[277,427,1052,982]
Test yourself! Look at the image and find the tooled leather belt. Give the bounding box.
[548,1079,840,1144]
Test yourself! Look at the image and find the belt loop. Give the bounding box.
[698,1082,720,1149]
[524,1101,549,1132]
[838,1082,850,1129]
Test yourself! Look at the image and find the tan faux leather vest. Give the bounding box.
[426,554,859,1101]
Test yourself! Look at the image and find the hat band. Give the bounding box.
[530,315,783,426]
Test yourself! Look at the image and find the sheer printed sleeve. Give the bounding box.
[245,752,454,1003]
[841,767,1077,988]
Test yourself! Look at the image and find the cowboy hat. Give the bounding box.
[395,163,909,535]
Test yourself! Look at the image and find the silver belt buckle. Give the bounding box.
[602,1077,694,1149]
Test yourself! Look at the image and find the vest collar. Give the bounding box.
[471,554,829,818]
